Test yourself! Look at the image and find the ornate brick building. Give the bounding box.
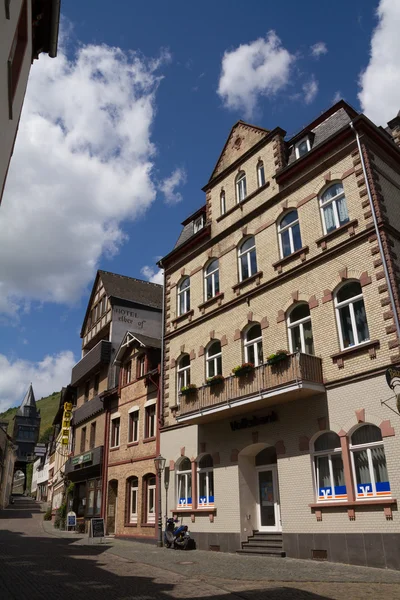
[158,100,400,568]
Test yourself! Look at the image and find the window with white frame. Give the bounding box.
[137,354,146,378]
[128,409,139,443]
[287,303,314,354]
[193,214,205,233]
[335,281,369,349]
[238,237,257,281]
[257,161,266,187]
[295,137,311,159]
[244,323,263,366]
[125,360,132,385]
[278,210,302,258]
[177,354,190,402]
[110,417,120,448]
[350,425,391,499]
[129,476,138,523]
[198,454,214,506]
[236,171,247,203]
[177,457,192,508]
[177,277,190,316]
[220,191,226,215]
[204,259,220,301]
[320,182,349,234]
[145,404,156,438]
[313,432,346,501]
[206,340,222,378]
[145,474,156,523]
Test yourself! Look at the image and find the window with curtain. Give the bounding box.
[320,182,349,234]
[206,340,222,378]
[177,277,190,316]
[236,171,247,203]
[287,303,314,354]
[335,281,370,349]
[257,161,266,187]
[220,191,226,215]
[350,425,391,499]
[238,237,257,281]
[177,354,190,403]
[204,259,220,300]
[278,210,302,258]
[313,432,346,501]
[244,323,263,366]
[129,476,138,523]
[198,454,214,506]
[177,457,192,508]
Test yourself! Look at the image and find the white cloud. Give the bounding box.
[0,40,170,316]
[333,90,342,103]
[141,265,164,285]
[217,31,294,118]
[358,0,400,125]
[303,77,318,104]
[159,167,187,205]
[310,42,328,58]
[0,350,75,412]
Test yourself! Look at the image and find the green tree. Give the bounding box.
[39,426,53,444]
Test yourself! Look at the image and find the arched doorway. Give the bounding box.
[12,469,26,495]
[107,480,118,534]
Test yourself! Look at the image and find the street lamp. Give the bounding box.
[154,454,166,547]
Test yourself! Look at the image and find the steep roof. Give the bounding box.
[99,270,163,310]
[17,384,36,416]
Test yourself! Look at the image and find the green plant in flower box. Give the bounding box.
[180,384,197,396]
[266,349,289,365]
[206,374,225,386]
[232,362,255,377]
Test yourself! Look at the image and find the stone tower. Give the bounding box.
[12,384,41,491]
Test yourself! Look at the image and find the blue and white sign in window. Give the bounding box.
[351,425,391,499]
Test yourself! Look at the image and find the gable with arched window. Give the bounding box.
[177,457,192,508]
[320,182,349,234]
[313,432,346,501]
[206,340,222,378]
[236,171,247,203]
[177,276,190,316]
[287,303,314,354]
[244,323,263,366]
[334,280,369,349]
[204,259,220,300]
[238,236,257,281]
[198,454,214,506]
[350,424,391,499]
[278,210,302,258]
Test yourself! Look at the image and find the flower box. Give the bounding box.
[232,363,255,377]
[180,384,197,396]
[266,350,289,366]
[206,375,225,387]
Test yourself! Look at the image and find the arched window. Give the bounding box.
[350,425,391,499]
[335,281,369,349]
[177,277,190,316]
[177,457,192,508]
[177,354,190,403]
[128,476,138,524]
[287,303,314,354]
[313,432,346,501]
[198,454,214,506]
[236,171,247,203]
[257,161,265,187]
[320,182,349,234]
[238,237,257,281]
[143,473,156,523]
[206,340,222,378]
[204,259,220,301]
[278,210,302,258]
[220,191,226,216]
[244,323,263,366]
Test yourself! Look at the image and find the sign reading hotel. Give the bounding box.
[61,402,73,446]
[113,307,147,329]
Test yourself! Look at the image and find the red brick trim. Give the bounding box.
[230,449,239,462]
[355,409,365,423]
[232,271,263,292]
[321,289,332,303]
[317,417,327,431]
[171,310,194,327]
[331,340,380,364]
[298,436,309,451]
[221,335,228,347]
[277,310,285,323]
[260,317,269,329]
[308,295,319,309]
[272,246,309,272]
[275,440,286,455]
[198,292,224,313]
[296,193,317,209]
[380,420,395,437]
[316,219,358,248]
[234,329,241,341]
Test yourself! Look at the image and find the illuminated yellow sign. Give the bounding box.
[61,402,73,446]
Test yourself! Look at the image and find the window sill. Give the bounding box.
[272,246,309,273]
[169,404,180,412]
[316,219,358,248]
[171,310,194,328]
[141,522,156,528]
[143,436,156,444]
[172,507,217,513]
[232,271,263,292]
[124,522,138,527]
[331,339,380,366]
[309,499,396,508]
[127,441,139,448]
[216,182,270,223]
[198,292,224,313]
[110,446,120,452]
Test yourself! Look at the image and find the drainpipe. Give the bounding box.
[350,121,400,340]
[159,267,166,430]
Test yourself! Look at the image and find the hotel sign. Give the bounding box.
[61,402,73,447]
[230,411,278,431]
[72,452,92,466]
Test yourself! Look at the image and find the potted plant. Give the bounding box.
[180,384,197,396]
[232,362,255,377]
[206,374,225,386]
[266,349,289,365]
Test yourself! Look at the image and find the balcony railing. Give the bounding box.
[178,353,324,420]
[71,340,111,386]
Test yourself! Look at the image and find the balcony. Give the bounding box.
[64,445,103,479]
[71,340,111,386]
[176,353,324,423]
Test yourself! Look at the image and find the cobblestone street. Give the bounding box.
[1,497,400,600]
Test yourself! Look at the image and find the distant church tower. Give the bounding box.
[12,384,41,490]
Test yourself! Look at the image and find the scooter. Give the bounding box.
[164,517,190,549]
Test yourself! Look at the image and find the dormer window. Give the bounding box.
[193,215,205,233]
[295,137,311,159]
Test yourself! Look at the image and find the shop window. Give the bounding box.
[128,476,138,524]
[177,457,192,508]
[198,454,214,507]
[320,182,349,234]
[89,421,96,450]
[278,210,302,258]
[80,427,86,454]
[87,478,101,517]
[204,259,220,301]
[287,303,314,354]
[350,424,391,499]
[110,417,120,448]
[206,340,222,379]
[335,281,370,350]
[144,474,156,523]
[257,161,266,187]
[177,354,190,404]
[238,237,257,281]
[236,171,247,203]
[128,409,139,443]
[313,432,346,501]
[244,323,263,366]
[145,404,156,439]
[8,0,27,118]
[177,276,190,316]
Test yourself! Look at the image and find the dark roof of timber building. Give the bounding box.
[99,271,163,310]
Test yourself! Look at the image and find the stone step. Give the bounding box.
[237,547,286,557]
[250,533,283,541]
[242,540,283,549]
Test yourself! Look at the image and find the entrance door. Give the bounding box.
[257,466,281,531]
[107,480,118,535]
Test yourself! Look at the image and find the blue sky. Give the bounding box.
[0,0,399,410]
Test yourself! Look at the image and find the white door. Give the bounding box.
[257,465,281,532]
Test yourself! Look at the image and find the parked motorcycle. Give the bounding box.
[164,517,190,549]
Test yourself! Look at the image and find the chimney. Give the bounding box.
[387,111,400,148]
